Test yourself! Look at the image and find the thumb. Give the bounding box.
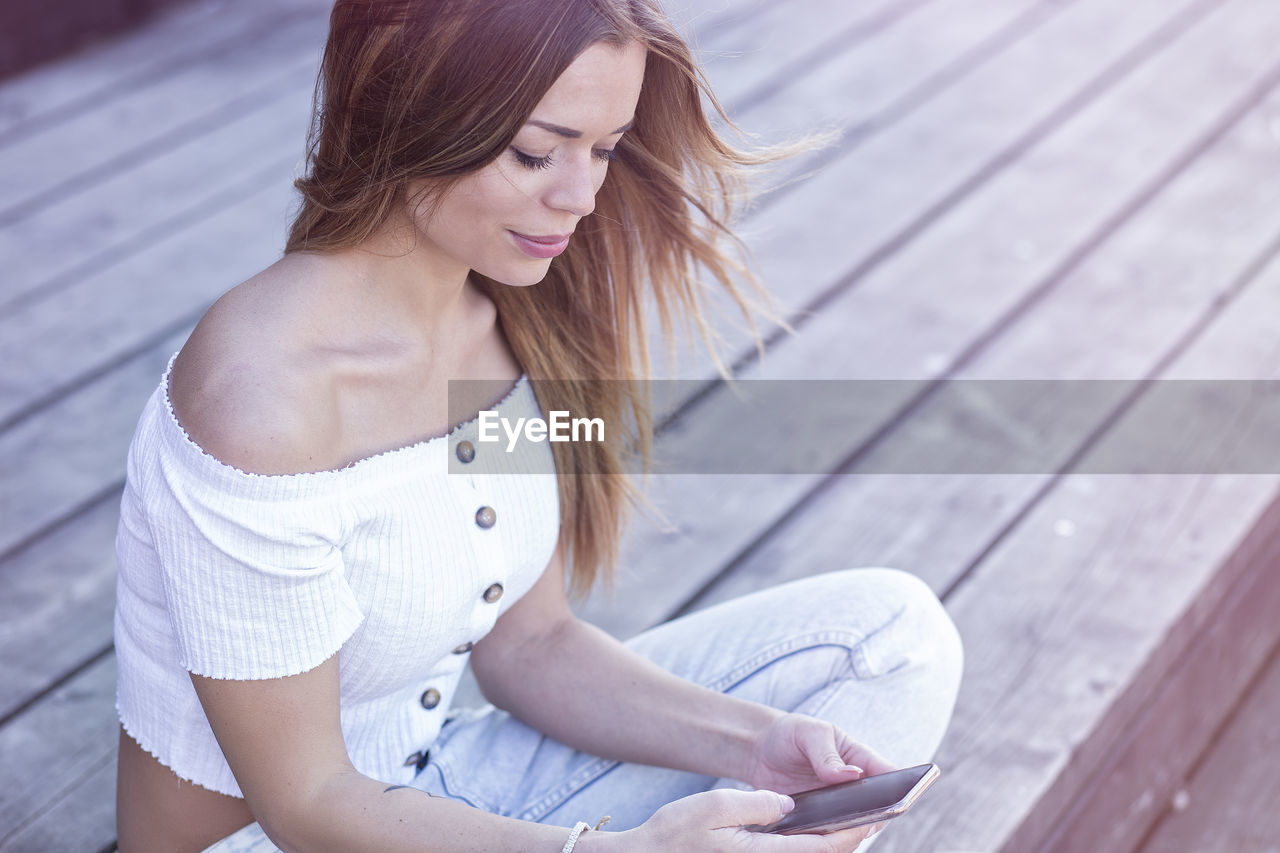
[709,789,795,829]
[816,751,865,783]
[807,736,864,784]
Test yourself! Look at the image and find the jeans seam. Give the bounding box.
[518,623,901,822]
[429,754,499,813]
[519,754,620,821]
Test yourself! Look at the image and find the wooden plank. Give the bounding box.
[0,748,117,853]
[643,0,1220,389]
[0,0,956,424]
[0,76,313,315]
[0,495,121,723]
[0,0,959,711]
[0,1,1011,845]
[687,4,1280,608]
[0,0,975,718]
[682,85,1280,853]
[584,0,1278,636]
[0,0,771,145]
[7,0,1269,840]
[17,0,1269,835]
[1021,220,1280,853]
[1038,503,1280,853]
[0,0,326,141]
[658,0,1224,383]
[696,217,1280,852]
[0,0,1218,722]
[0,0,903,318]
[0,330,184,720]
[1136,641,1280,853]
[700,0,936,116]
[928,474,1279,853]
[0,0,189,83]
[0,753,116,850]
[0,0,1046,557]
[0,655,117,851]
[0,0,1199,737]
[0,14,330,225]
[927,254,1280,848]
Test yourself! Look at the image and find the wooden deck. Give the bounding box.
[3,0,1280,850]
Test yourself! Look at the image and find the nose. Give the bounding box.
[545,153,599,218]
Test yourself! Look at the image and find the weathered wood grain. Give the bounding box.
[0,0,328,141]
[0,16,329,226]
[585,0,1277,637]
[0,0,1199,735]
[929,249,1280,851]
[684,83,1280,853]
[0,329,186,721]
[1040,498,1280,853]
[0,654,117,851]
[5,0,1274,845]
[0,747,117,852]
[0,0,974,430]
[0,0,963,720]
[0,0,908,317]
[0,0,1047,570]
[0,0,996,845]
[1136,640,1280,853]
[647,0,1221,386]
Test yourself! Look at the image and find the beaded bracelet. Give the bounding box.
[561,821,591,853]
[561,816,611,852]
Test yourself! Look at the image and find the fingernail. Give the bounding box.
[780,794,795,814]
[846,764,864,774]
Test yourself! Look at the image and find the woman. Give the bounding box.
[112,0,964,850]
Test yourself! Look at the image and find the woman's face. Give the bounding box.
[411,39,647,287]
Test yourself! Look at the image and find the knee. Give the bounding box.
[824,568,964,697]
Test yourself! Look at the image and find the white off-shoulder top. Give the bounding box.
[113,353,560,798]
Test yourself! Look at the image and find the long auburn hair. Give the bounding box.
[285,0,813,599]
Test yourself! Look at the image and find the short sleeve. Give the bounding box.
[140,413,366,681]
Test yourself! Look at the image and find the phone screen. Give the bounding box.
[754,763,939,835]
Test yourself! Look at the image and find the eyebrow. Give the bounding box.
[525,118,635,138]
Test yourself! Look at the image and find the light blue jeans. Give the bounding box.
[202,568,964,851]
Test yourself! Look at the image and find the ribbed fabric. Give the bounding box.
[114,352,560,798]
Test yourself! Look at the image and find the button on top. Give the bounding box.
[420,688,442,710]
[452,641,474,655]
[475,506,496,529]
[483,582,504,604]
[455,440,475,464]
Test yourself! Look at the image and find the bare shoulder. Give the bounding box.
[169,254,344,476]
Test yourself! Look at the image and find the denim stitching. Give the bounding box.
[518,628,882,821]
[518,754,618,821]
[850,603,910,680]
[519,602,913,822]
[429,754,498,813]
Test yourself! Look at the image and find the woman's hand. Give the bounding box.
[603,789,882,852]
[743,713,897,795]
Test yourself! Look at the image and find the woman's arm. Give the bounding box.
[471,544,803,786]
[190,655,601,853]
[192,654,845,853]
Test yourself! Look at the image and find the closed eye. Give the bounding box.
[511,148,553,170]
[510,147,617,171]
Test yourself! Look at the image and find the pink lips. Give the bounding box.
[510,230,572,259]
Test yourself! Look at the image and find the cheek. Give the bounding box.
[414,163,549,265]
[465,168,539,225]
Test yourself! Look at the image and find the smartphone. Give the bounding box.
[748,763,940,836]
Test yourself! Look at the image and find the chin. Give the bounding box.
[485,263,554,288]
